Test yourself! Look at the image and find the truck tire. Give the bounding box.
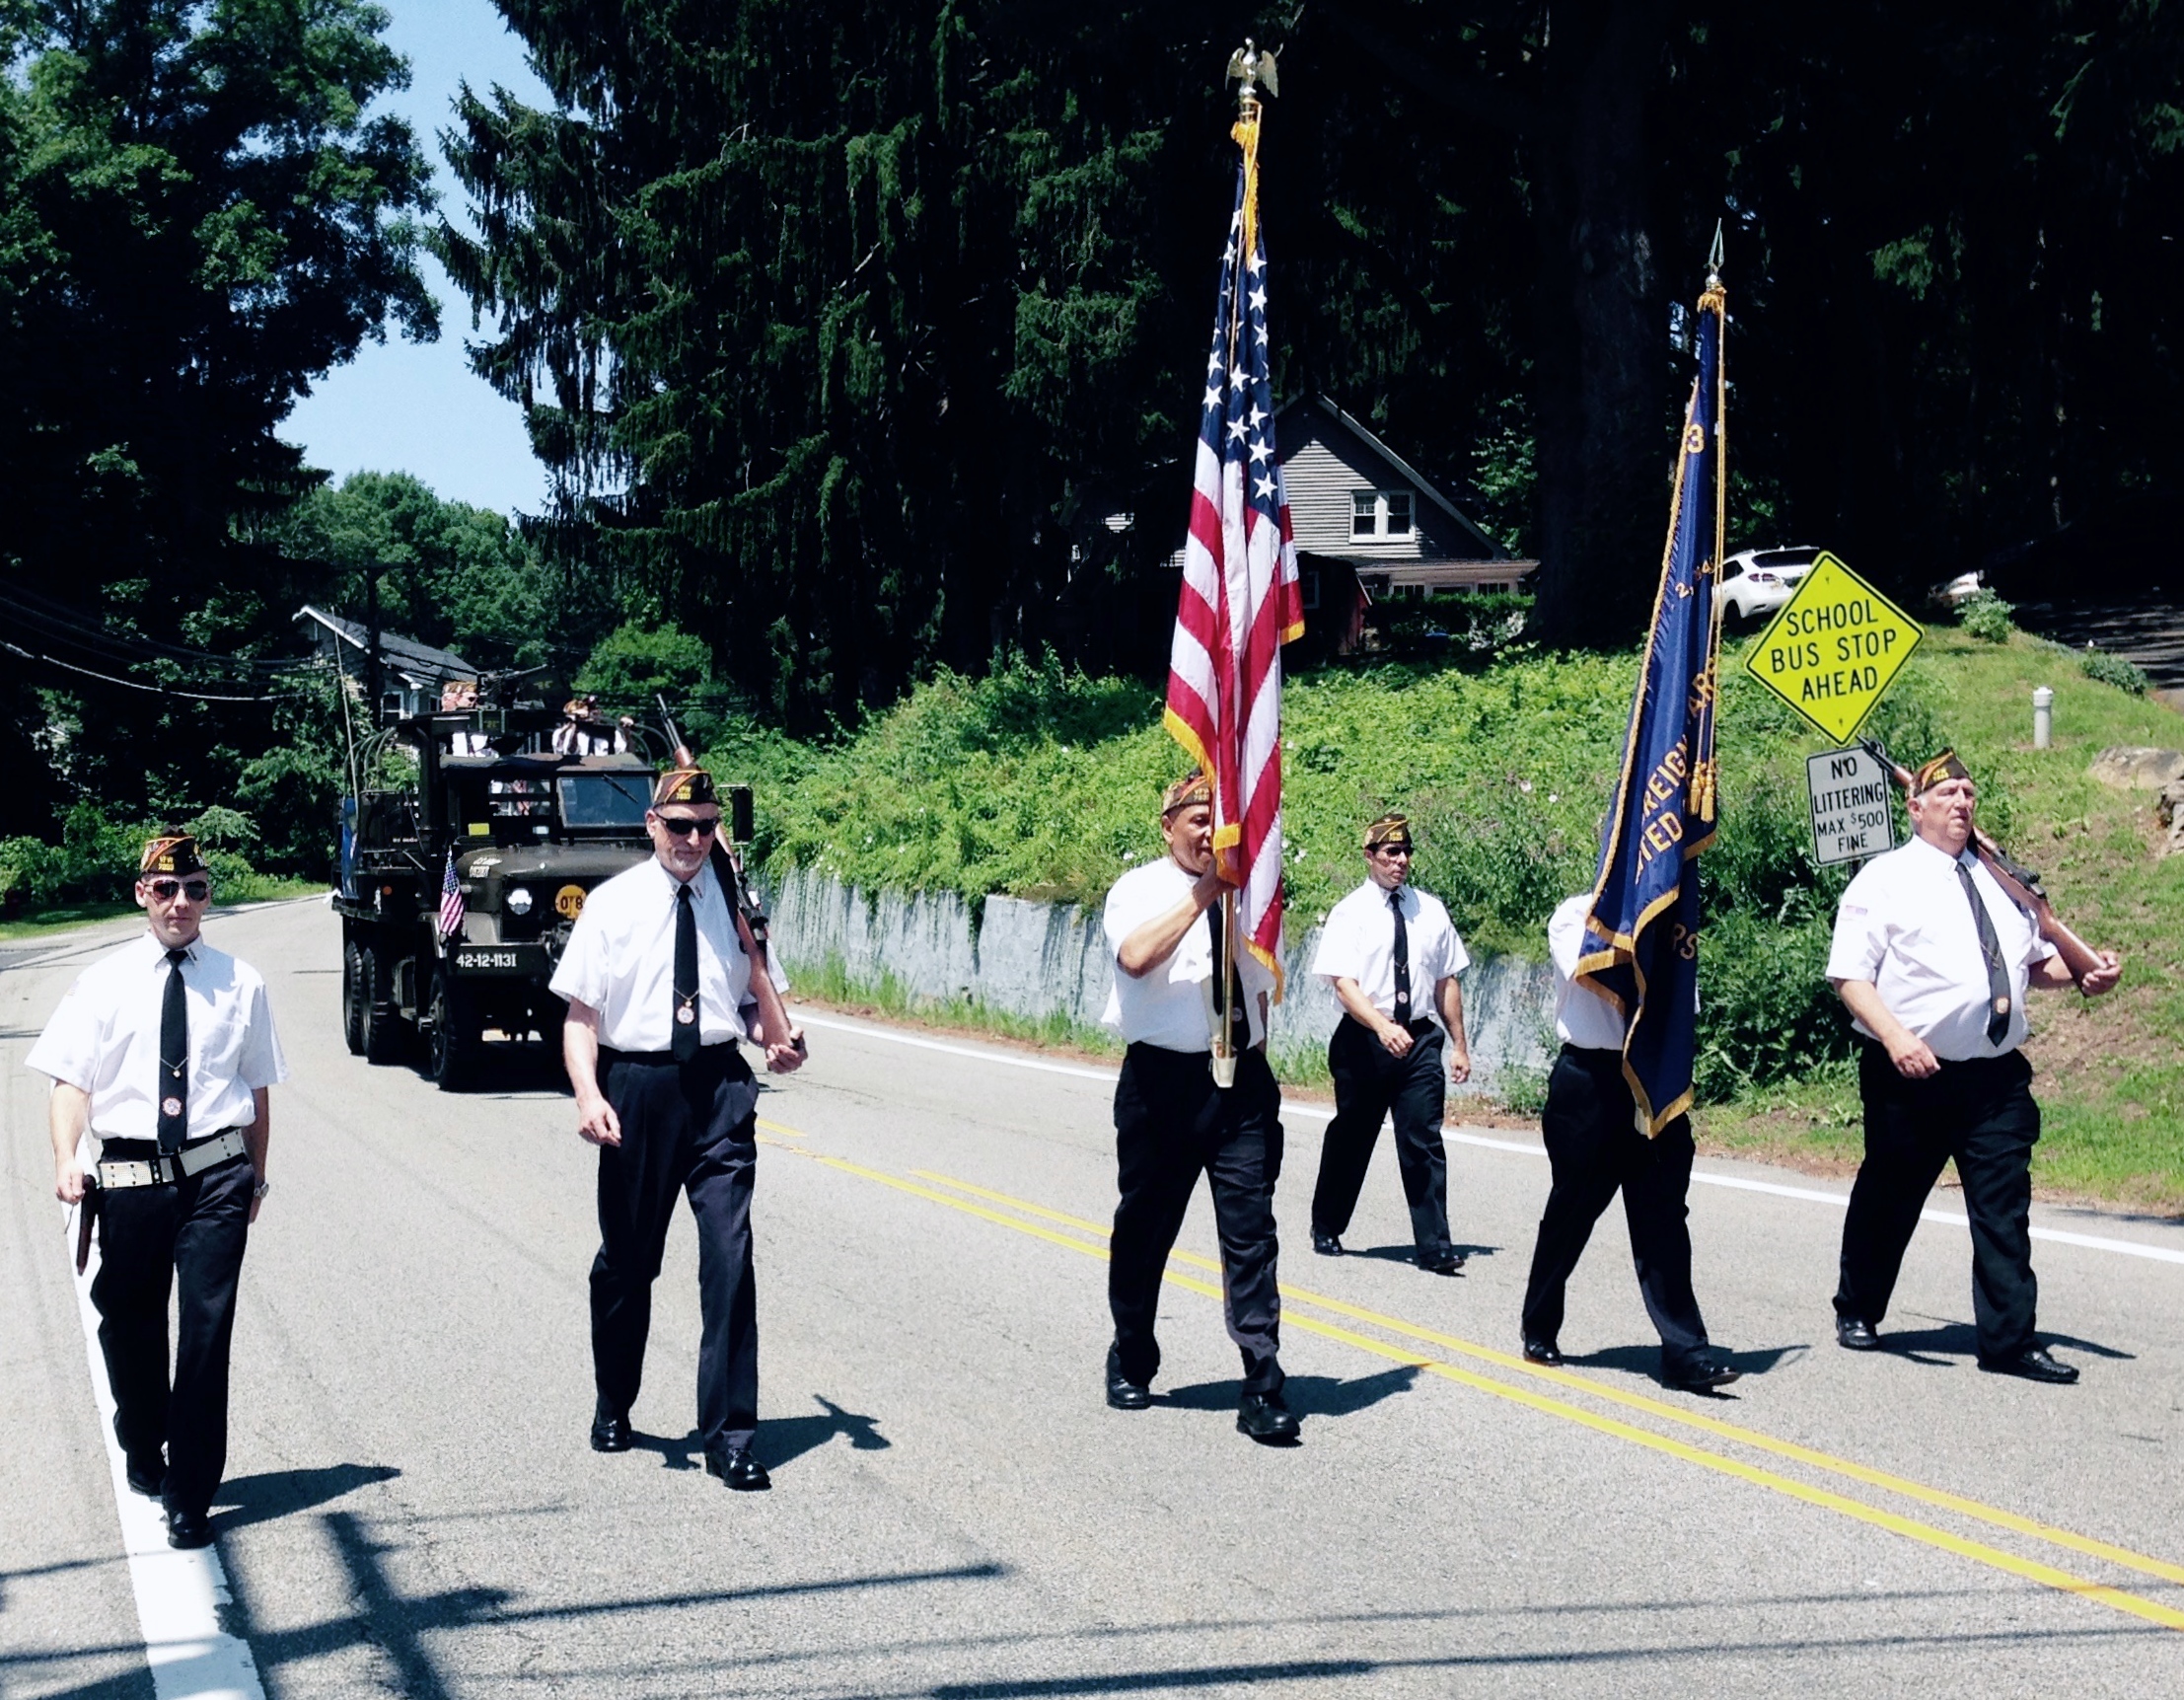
[427,963,479,1092]
[362,945,404,1065]
[341,940,366,1056]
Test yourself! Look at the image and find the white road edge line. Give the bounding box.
[68,1229,266,1699]
[790,1007,2184,1268]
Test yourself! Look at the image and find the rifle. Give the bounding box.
[656,697,805,1063]
[1858,736,2115,986]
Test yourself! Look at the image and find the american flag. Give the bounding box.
[438,849,466,940]
[1163,111,1304,991]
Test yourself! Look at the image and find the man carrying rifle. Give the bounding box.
[1829,749,2120,1381]
[552,764,803,1488]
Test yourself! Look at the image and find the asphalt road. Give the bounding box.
[6,899,2184,1698]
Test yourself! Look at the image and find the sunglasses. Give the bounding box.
[655,816,720,840]
[1370,845,1413,858]
[148,879,211,902]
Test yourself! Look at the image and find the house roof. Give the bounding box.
[1277,394,1505,559]
[294,605,475,684]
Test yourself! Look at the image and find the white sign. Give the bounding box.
[1806,746,1896,867]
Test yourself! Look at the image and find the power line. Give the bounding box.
[0,639,293,703]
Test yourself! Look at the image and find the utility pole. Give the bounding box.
[363,566,384,724]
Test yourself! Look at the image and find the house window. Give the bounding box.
[1350,489,1416,538]
[1300,568,1322,612]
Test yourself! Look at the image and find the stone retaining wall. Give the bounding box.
[765,866,1557,1093]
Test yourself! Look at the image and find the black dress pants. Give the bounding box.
[1311,1015,1452,1258]
[91,1142,254,1519]
[1109,1044,1285,1394]
[593,1044,762,1451]
[1520,1047,1711,1375]
[1835,1043,2042,1361]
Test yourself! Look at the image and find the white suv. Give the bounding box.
[1719,546,1821,624]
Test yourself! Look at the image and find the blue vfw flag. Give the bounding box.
[1575,276,1728,1135]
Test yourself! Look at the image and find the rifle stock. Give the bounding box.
[1857,738,2111,984]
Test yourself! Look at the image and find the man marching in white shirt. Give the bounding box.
[1306,812,1474,1273]
[1828,749,2119,1381]
[1517,892,1739,1392]
[1100,771,1297,1444]
[30,828,287,1550]
[552,764,803,1488]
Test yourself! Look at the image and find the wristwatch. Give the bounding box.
[252,1177,271,1200]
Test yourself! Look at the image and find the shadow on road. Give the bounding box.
[1346,1241,1501,1267]
[214,1461,402,1535]
[1159,1365,1420,1419]
[1876,1317,2136,1365]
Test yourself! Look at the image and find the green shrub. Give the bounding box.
[1693,907,1856,1101]
[2079,648,2150,696]
[1959,589,2015,643]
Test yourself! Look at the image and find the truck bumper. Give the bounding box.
[448,941,555,979]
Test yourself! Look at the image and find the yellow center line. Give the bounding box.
[904,1164,2184,1596]
[750,1146,2184,1632]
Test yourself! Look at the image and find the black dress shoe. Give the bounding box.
[1522,1339,1564,1367]
[1419,1248,1466,1275]
[1836,1315,1881,1352]
[1237,1390,1301,1444]
[124,1455,166,1498]
[1667,1355,1743,1392]
[1105,1347,1151,1411]
[705,1445,771,1490]
[1980,1345,2079,1384]
[165,1509,213,1550]
[1311,1231,1345,1257]
[589,1403,633,1452]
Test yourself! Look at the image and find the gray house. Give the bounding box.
[294,605,477,721]
[1169,395,1535,653]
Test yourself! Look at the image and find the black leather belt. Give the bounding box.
[94,1129,249,1189]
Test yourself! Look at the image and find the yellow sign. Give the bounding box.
[554,884,586,920]
[1742,553,1923,742]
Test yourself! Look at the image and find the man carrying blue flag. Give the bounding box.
[1518,264,1739,1393]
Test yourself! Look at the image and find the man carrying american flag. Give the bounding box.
[1099,60,1304,1446]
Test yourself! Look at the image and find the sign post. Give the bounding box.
[1742,552,1923,743]
[1805,745,1896,867]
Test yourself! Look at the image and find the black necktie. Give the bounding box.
[1954,858,2012,1047]
[1204,901,1248,1045]
[1390,890,1412,1021]
[672,882,700,1062]
[158,948,189,1150]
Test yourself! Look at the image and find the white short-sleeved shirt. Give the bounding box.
[548,856,789,1053]
[1101,856,1274,1052]
[27,931,287,1146]
[1310,879,1470,1027]
[1828,836,2054,1061]
[1548,893,1629,1052]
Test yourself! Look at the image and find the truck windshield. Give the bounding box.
[558,773,652,829]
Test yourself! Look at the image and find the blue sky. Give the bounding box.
[279,2,554,516]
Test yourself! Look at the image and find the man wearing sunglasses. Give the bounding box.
[1306,812,1474,1275]
[550,766,803,1492]
[29,830,287,1550]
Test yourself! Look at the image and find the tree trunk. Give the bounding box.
[1528,0,1671,648]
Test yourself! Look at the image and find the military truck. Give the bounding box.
[335,708,657,1089]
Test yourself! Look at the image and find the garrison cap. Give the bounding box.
[1363,811,1413,850]
[1161,770,1212,815]
[1912,749,1972,794]
[652,767,718,809]
[140,829,207,877]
